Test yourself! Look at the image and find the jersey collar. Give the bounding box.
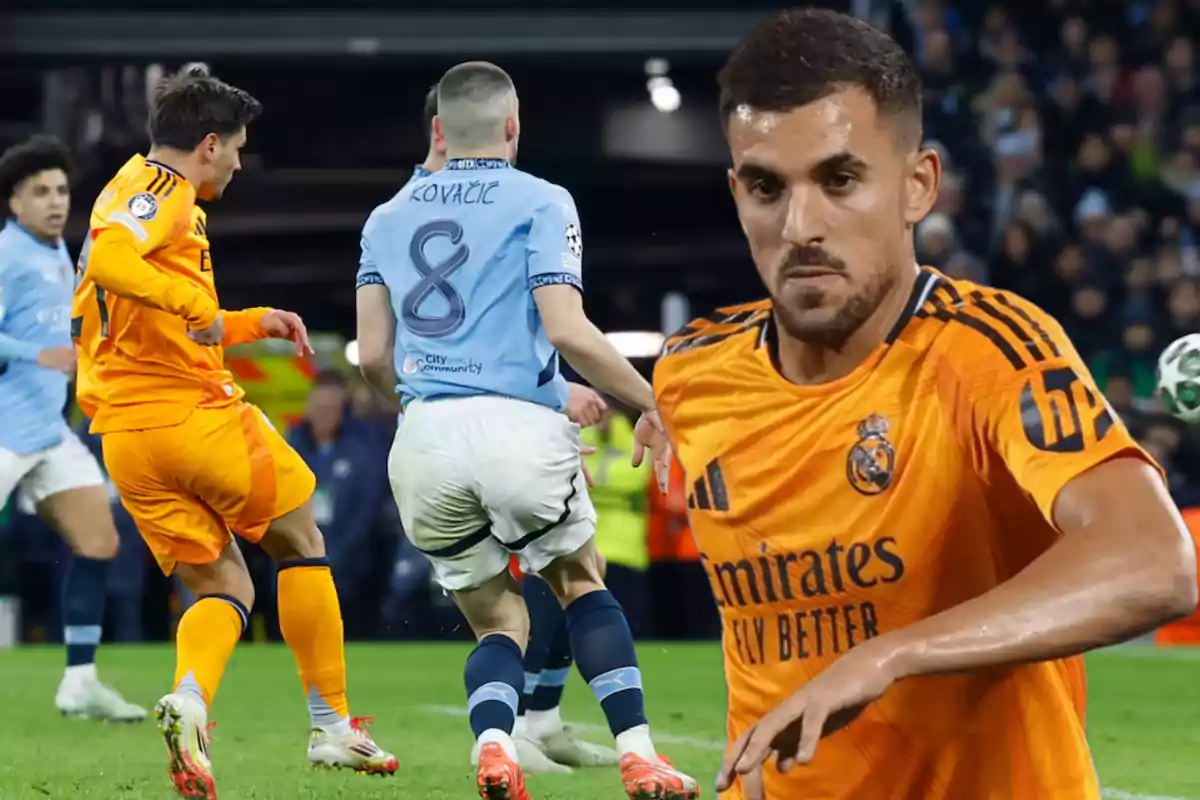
[411,165,433,180]
[444,158,511,171]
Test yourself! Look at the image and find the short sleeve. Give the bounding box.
[95,179,191,256]
[526,188,583,292]
[356,229,384,289]
[968,298,1159,523]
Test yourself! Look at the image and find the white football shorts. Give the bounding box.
[0,429,106,511]
[388,394,596,592]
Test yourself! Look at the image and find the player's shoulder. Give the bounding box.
[909,269,1078,385]
[512,169,575,210]
[656,299,772,379]
[94,154,194,223]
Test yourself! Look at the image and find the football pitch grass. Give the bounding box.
[0,643,1197,799]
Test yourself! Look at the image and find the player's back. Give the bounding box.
[654,268,1135,799]
[0,222,73,453]
[362,158,574,412]
[73,155,241,434]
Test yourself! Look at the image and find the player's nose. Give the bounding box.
[780,187,827,245]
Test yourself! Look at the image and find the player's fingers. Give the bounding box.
[733,725,775,776]
[580,445,596,455]
[790,702,828,768]
[742,763,766,800]
[716,728,754,791]
[631,439,646,467]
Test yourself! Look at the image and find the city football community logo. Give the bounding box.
[128,192,158,221]
[846,413,895,495]
[565,222,582,259]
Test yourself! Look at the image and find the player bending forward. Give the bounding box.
[71,66,396,799]
[653,10,1198,800]
[0,136,145,723]
[405,84,620,775]
[356,62,698,800]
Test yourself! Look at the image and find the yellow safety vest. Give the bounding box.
[580,414,649,571]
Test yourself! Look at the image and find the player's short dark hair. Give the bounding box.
[149,64,263,152]
[423,84,438,140]
[718,8,922,144]
[0,134,73,204]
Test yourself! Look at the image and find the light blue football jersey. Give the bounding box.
[358,158,583,412]
[0,221,74,454]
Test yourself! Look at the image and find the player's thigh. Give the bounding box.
[476,404,598,582]
[537,537,607,606]
[103,422,234,576]
[387,405,507,591]
[23,431,117,558]
[450,567,529,647]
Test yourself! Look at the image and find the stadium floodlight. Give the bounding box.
[344,339,360,367]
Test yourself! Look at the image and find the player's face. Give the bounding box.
[307,384,346,438]
[726,88,939,348]
[197,128,247,201]
[8,168,70,241]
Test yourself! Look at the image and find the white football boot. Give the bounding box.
[154,693,215,799]
[307,716,399,775]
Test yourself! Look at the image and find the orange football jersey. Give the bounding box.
[72,155,270,433]
[654,268,1154,800]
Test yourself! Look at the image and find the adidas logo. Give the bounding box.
[686,459,729,512]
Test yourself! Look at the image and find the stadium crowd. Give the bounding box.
[5,0,1200,645]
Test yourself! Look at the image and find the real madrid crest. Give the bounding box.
[846,413,895,496]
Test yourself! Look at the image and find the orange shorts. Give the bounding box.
[103,401,316,574]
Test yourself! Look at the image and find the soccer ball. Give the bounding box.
[1157,333,1200,423]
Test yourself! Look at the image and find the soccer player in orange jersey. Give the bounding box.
[652,10,1199,800]
[71,66,397,799]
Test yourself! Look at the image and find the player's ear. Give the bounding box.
[726,167,737,200]
[504,116,518,143]
[199,132,221,163]
[904,146,941,227]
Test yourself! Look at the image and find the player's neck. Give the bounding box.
[144,148,200,186]
[775,264,920,386]
[422,152,446,172]
[444,147,509,163]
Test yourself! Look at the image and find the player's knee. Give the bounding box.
[261,503,326,562]
[539,540,606,607]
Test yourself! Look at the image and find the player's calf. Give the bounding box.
[540,541,698,796]
[44,485,146,722]
[261,501,397,775]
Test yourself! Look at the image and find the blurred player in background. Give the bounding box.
[357,62,697,799]
[71,66,396,799]
[410,83,619,775]
[653,9,1198,800]
[0,135,145,723]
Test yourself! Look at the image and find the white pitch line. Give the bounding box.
[418,705,1192,800]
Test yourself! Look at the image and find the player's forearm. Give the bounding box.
[360,358,401,406]
[553,322,654,412]
[0,331,42,363]
[222,307,273,347]
[882,522,1197,680]
[89,233,219,328]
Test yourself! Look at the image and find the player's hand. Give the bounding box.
[580,445,596,486]
[716,641,899,791]
[188,314,225,346]
[261,309,314,355]
[36,346,77,375]
[566,382,607,427]
[632,409,671,493]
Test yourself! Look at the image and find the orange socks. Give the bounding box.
[173,595,247,709]
[277,561,350,727]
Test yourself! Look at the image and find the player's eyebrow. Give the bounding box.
[734,162,782,185]
[810,151,869,176]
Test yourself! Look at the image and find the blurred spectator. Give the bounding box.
[288,370,393,639]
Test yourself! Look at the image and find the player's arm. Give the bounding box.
[526,195,654,412]
[0,264,74,371]
[354,230,400,402]
[882,403,1196,678]
[86,196,218,329]
[221,307,273,347]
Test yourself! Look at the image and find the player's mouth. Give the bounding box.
[782,266,842,282]
[46,213,66,226]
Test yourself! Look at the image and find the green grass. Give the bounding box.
[0,643,1196,799]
